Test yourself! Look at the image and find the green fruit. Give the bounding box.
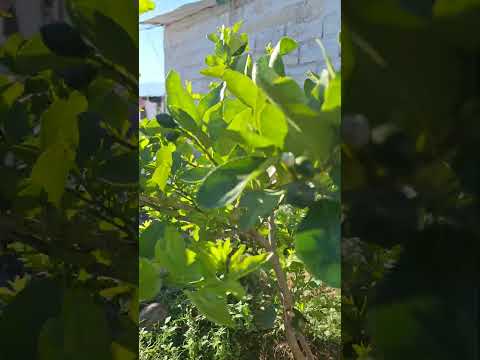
[165,131,180,142]
[40,22,92,58]
[294,157,315,178]
[285,181,316,208]
[156,113,177,129]
[58,64,97,90]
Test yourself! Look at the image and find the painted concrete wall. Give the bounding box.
[0,0,66,43]
[164,0,340,93]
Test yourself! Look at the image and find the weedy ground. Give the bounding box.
[139,282,340,360]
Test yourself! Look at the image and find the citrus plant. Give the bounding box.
[139,22,340,360]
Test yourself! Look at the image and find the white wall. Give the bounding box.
[164,0,340,93]
[0,0,66,43]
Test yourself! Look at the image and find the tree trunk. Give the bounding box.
[253,217,316,360]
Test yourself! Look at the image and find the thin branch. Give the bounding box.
[167,183,205,214]
[250,218,313,360]
[108,134,138,150]
[66,188,136,239]
[177,128,218,166]
[140,194,204,216]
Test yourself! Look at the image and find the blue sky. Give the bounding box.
[140,0,199,95]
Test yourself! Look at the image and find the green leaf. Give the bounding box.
[205,239,233,272]
[433,0,480,16]
[207,32,220,43]
[217,278,246,299]
[14,34,80,74]
[229,246,273,280]
[198,83,222,120]
[0,82,24,117]
[66,0,138,75]
[87,80,130,133]
[76,112,104,163]
[294,200,340,287]
[154,226,202,284]
[254,304,277,330]
[179,167,212,184]
[169,106,211,148]
[254,57,319,122]
[40,91,87,150]
[140,221,165,258]
[342,24,355,80]
[254,57,338,161]
[260,103,289,148]
[149,143,176,191]
[222,69,259,108]
[351,0,428,28]
[225,91,287,149]
[3,102,30,144]
[0,279,62,360]
[139,257,161,302]
[39,289,114,360]
[273,37,298,56]
[398,0,435,17]
[156,113,177,129]
[38,317,64,360]
[40,22,92,58]
[200,64,226,78]
[197,156,267,208]
[97,151,138,186]
[166,70,200,123]
[322,74,341,112]
[154,226,186,271]
[140,0,155,14]
[31,142,76,205]
[222,98,248,123]
[269,37,298,76]
[239,190,284,230]
[227,108,276,148]
[186,288,235,327]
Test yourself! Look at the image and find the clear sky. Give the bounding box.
[139,0,200,93]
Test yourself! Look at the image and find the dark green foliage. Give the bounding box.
[342,0,480,358]
[156,113,177,129]
[40,22,92,58]
[0,2,138,359]
[285,181,316,208]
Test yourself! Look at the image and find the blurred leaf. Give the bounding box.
[38,288,111,360]
[31,142,76,205]
[66,0,138,74]
[139,0,155,14]
[0,279,62,360]
[98,151,138,186]
[294,199,340,287]
[254,304,277,330]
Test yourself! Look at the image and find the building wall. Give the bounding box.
[164,0,340,93]
[0,0,66,43]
